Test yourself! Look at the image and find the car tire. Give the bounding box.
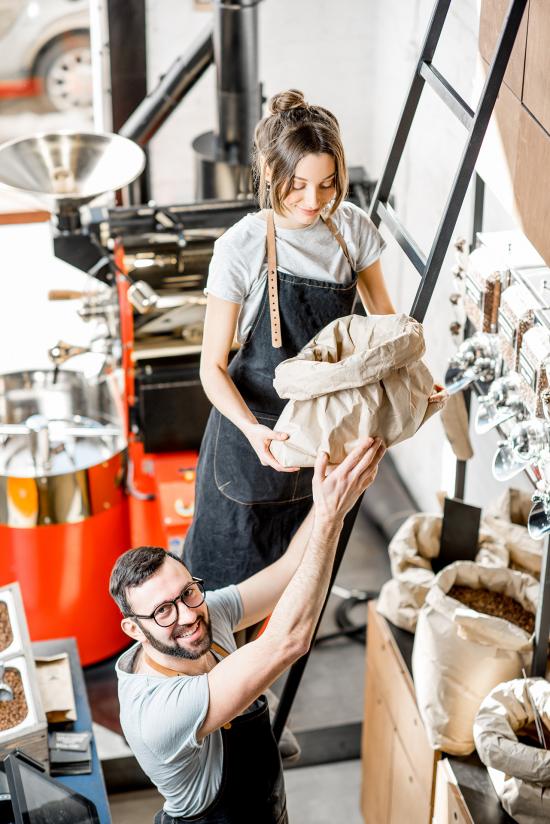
[33,31,92,113]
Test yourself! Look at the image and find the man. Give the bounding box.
[109,437,384,824]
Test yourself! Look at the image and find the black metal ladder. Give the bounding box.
[273,0,530,745]
[370,0,528,324]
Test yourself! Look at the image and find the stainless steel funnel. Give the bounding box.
[0,131,145,208]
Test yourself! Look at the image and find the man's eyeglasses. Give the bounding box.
[127,578,206,628]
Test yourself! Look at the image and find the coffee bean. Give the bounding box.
[0,668,28,731]
[0,602,13,653]
[448,585,535,634]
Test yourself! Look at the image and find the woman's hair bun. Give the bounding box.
[268,89,307,115]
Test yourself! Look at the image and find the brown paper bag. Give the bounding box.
[413,562,537,755]
[376,512,509,632]
[270,314,442,467]
[35,653,77,723]
[474,678,550,823]
[484,488,543,578]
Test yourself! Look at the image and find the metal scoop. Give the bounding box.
[522,669,547,749]
[0,663,13,701]
[528,496,550,540]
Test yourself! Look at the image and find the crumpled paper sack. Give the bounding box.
[270,313,443,467]
[376,512,509,633]
[484,488,543,578]
[474,678,550,823]
[413,561,538,756]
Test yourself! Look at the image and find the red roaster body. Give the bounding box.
[0,500,131,665]
[0,240,198,665]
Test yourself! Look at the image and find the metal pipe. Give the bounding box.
[213,0,262,165]
[119,27,214,146]
[531,533,550,676]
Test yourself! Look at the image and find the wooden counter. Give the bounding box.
[361,603,439,823]
[361,604,515,824]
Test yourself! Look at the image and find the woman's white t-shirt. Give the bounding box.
[205,200,386,343]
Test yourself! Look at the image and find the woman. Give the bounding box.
[184,89,399,589]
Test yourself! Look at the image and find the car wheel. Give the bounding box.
[34,32,92,112]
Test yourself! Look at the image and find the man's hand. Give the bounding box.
[312,437,386,525]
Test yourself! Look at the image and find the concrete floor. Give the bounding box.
[109,761,364,824]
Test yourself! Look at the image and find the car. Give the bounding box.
[0,0,92,111]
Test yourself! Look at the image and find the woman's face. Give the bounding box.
[277,152,337,228]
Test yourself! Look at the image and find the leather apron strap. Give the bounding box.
[265,210,353,350]
[266,210,282,349]
[210,641,230,659]
[143,642,231,677]
[323,214,354,269]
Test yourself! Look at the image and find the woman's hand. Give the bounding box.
[243,422,300,472]
[429,383,448,405]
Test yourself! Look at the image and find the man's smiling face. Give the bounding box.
[125,555,212,660]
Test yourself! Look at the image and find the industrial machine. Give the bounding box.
[0,129,256,664]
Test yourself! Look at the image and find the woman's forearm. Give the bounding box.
[200,362,257,433]
[357,260,396,314]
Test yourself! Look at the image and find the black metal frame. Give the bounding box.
[119,28,214,147]
[533,536,550,676]
[273,0,531,743]
[369,0,528,324]
[107,0,150,203]
[453,172,484,500]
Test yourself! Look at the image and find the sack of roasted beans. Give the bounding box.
[376,513,508,632]
[412,561,538,756]
[474,678,550,823]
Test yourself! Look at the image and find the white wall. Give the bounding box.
[0,221,109,378]
[145,0,534,511]
[146,0,373,203]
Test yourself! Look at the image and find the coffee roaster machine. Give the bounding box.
[0,131,255,664]
[0,129,377,665]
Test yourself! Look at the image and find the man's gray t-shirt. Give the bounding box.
[116,585,243,818]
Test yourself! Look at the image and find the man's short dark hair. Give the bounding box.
[109,547,184,616]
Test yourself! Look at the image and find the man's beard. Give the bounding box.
[138,613,213,660]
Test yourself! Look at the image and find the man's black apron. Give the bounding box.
[184,210,356,590]
[153,642,287,824]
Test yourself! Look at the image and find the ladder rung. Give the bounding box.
[376,201,426,275]
[419,62,474,129]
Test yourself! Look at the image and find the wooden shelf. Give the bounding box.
[361,606,515,823]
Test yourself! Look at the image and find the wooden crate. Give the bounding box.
[433,760,474,824]
[361,603,440,824]
[0,583,48,767]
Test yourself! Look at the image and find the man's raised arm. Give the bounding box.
[198,437,385,740]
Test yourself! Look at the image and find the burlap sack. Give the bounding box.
[376,513,509,632]
[474,678,550,823]
[412,561,537,755]
[270,314,442,467]
[484,488,542,578]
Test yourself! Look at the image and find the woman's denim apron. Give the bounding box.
[184,210,357,589]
